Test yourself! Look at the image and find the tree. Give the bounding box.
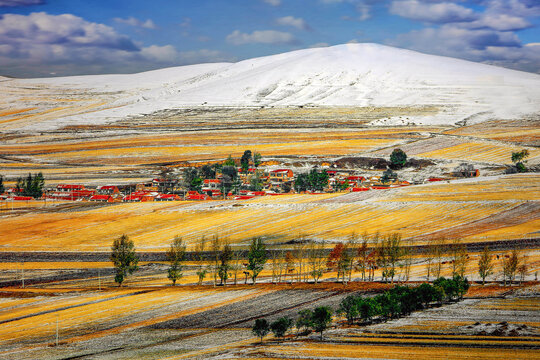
[285,251,296,283]
[221,165,238,194]
[253,152,262,168]
[518,255,528,285]
[270,317,292,339]
[417,283,437,308]
[358,297,380,323]
[381,168,397,184]
[17,172,45,198]
[478,246,493,285]
[296,309,313,334]
[327,243,347,282]
[0,175,4,194]
[386,233,403,283]
[166,236,186,286]
[249,170,264,191]
[311,306,332,340]
[247,237,267,284]
[308,242,326,283]
[210,235,222,286]
[390,148,407,169]
[502,249,520,286]
[183,168,202,192]
[218,243,233,285]
[294,173,309,193]
[241,150,252,173]
[110,234,139,287]
[194,236,208,285]
[252,319,270,343]
[339,295,359,324]
[357,235,369,281]
[511,149,529,172]
[223,155,236,167]
[451,238,468,278]
[200,164,216,179]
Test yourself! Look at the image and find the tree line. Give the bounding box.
[109,233,531,287]
[252,276,469,342]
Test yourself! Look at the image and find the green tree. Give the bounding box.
[381,168,397,184]
[166,236,186,286]
[221,165,238,194]
[223,155,236,167]
[271,317,292,339]
[358,297,380,323]
[17,172,45,198]
[252,318,270,343]
[253,152,262,167]
[311,306,333,340]
[183,168,203,192]
[511,149,529,172]
[194,237,208,286]
[294,173,309,193]
[478,246,493,285]
[241,150,252,173]
[218,243,233,285]
[0,175,4,194]
[296,309,313,334]
[338,295,359,324]
[110,234,139,287]
[247,237,267,284]
[200,164,216,179]
[249,170,264,191]
[390,148,407,169]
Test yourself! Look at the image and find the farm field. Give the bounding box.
[0,282,537,360]
[0,174,538,253]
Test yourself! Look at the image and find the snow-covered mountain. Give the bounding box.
[16,43,540,127]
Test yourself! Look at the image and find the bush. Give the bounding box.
[296,309,313,334]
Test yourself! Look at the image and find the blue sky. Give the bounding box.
[1,0,539,77]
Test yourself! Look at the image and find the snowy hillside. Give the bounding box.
[14,43,540,128]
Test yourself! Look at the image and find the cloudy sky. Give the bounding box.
[1,0,539,77]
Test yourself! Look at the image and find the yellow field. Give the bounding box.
[0,174,537,252]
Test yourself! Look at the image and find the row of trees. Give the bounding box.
[252,276,469,343]
[110,233,530,287]
[110,234,268,287]
[6,172,45,198]
[252,306,333,342]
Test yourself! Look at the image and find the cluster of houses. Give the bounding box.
[2,164,478,202]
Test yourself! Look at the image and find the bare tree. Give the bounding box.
[308,242,326,284]
[451,238,468,278]
[478,246,494,285]
[518,254,528,285]
[357,233,369,281]
[400,238,413,282]
[194,236,208,285]
[211,235,222,286]
[285,251,296,283]
[347,232,359,282]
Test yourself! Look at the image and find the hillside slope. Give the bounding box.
[6,43,540,129]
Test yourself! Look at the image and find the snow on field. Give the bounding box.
[11,43,540,130]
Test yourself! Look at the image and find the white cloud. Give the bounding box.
[465,13,531,31]
[310,42,330,48]
[0,12,139,51]
[114,16,156,29]
[390,0,477,23]
[276,16,311,30]
[226,30,297,45]
[263,0,281,6]
[0,0,43,6]
[0,12,233,77]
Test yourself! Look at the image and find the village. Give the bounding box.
[0,149,481,203]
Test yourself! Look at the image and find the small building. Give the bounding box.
[155,194,181,201]
[123,192,155,202]
[269,169,294,182]
[89,194,116,202]
[96,185,120,195]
